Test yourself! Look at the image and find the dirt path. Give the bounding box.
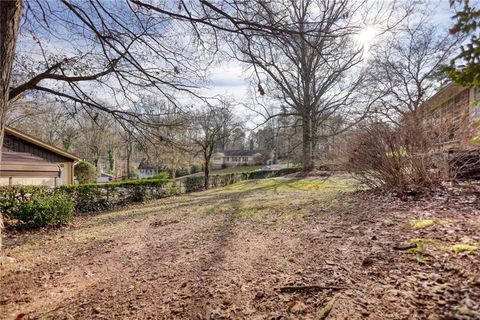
[1,177,479,319]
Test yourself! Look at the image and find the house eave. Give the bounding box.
[5,126,81,162]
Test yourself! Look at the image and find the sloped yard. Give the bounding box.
[1,176,479,319]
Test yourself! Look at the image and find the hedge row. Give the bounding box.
[0,168,301,228]
[0,178,175,227]
[0,185,74,228]
[60,178,176,213]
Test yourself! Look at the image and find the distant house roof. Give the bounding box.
[4,126,80,162]
[138,158,159,170]
[100,172,114,178]
[215,150,269,157]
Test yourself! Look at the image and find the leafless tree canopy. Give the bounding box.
[10,0,212,135]
[0,0,464,252]
[223,0,392,170]
[369,15,460,124]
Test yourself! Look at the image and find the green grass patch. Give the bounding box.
[449,244,478,253]
[407,239,478,255]
[410,219,437,230]
[207,177,351,195]
[238,208,261,219]
[281,206,310,220]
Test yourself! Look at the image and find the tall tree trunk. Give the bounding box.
[302,114,314,171]
[108,149,115,172]
[0,0,23,257]
[203,151,210,190]
[93,156,99,170]
[126,147,132,179]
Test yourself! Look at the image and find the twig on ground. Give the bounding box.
[277,285,346,293]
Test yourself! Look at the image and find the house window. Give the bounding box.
[214,157,221,161]
[225,157,230,162]
[243,157,248,161]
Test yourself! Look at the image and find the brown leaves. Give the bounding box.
[2,177,480,318]
[393,242,417,250]
[318,294,338,320]
[287,299,308,314]
[257,83,265,95]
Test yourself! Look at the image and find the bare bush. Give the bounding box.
[343,118,450,194]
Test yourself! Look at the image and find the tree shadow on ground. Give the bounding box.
[183,195,244,317]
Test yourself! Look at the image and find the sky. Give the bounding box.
[202,0,456,105]
[14,0,459,130]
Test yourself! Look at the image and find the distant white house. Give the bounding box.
[138,159,161,179]
[211,150,274,169]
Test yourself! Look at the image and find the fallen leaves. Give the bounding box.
[2,176,479,319]
[149,219,179,227]
[318,294,338,320]
[393,242,418,250]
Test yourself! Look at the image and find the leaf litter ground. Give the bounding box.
[1,176,479,319]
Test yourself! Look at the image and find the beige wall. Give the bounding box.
[0,177,56,187]
[58,162,73,185]
[0,162,74,187]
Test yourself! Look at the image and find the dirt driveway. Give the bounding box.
[1,177,479,319]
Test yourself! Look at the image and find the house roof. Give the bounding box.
[0,150,61,177]
[100,172,114,178]
[138,158,159,170]
[215,150,269,157]
[5,126,80,161]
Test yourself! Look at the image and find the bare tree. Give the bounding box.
[227,0,383,171]
[370,16,460,124]
[119,128,136,178]
[344,12,461,193]
[7,100,78,150]
[3,0,209,153]
[192,105,236,189]
[342,119,449,194]
[0,0,23,257]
